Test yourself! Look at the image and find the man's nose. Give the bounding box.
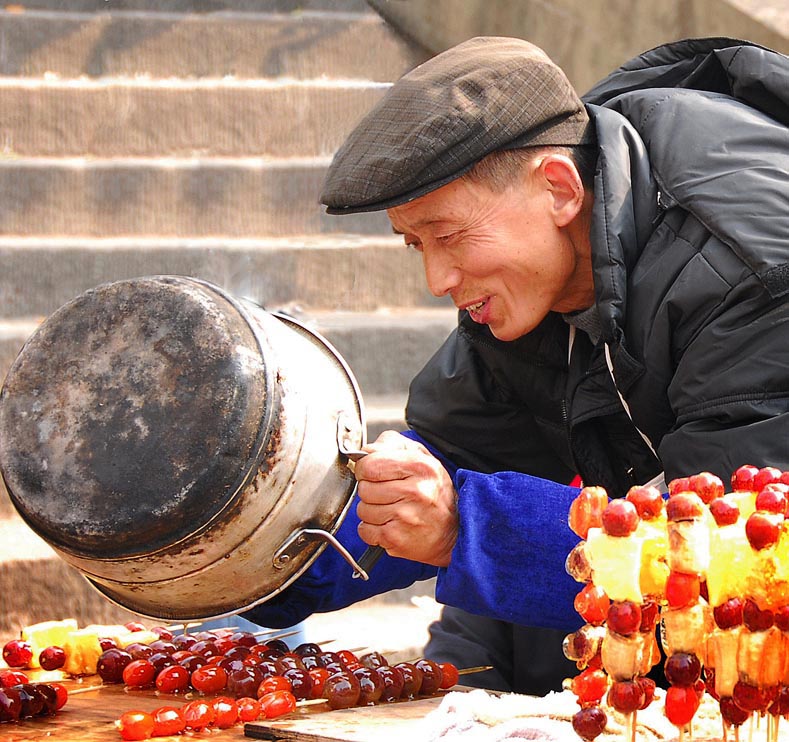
[422,251,460,297]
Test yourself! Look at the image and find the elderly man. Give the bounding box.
[246,36,789,694]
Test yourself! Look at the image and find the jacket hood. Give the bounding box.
[583,37,788,128]
[583,37,789,349]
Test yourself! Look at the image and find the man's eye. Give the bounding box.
[405,241,422,252]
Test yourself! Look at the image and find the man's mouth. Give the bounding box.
[463,299,490,323]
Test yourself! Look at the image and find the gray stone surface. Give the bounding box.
[307,308,456,397]
[0,237,449,317]
[0,9,427,80]
[0,159,391,236]
[9,0,371,11]
[0,83,391,157]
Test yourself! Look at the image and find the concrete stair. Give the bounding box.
[0,7,418,81]
[0,1,451,645]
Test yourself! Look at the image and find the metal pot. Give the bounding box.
[0,275,367,621]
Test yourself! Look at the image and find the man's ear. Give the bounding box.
[538,155,585,228]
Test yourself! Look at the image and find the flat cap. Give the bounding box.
[321,36,593,215]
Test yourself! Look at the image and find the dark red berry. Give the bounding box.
[572,706,607,740]
[664,652,701,687]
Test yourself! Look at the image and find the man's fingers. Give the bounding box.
[357,517,408,556]
[356,520,381,548]
[356,492,416,526]
[353,449,438,483]
[356,478,408,506]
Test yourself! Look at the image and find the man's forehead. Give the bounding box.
[389,214,456,234]
[387,182,466,230]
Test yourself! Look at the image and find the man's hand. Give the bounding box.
[352,431,458,567]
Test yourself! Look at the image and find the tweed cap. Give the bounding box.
[321,36,593,215]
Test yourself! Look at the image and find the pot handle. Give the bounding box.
[353,545,386,579]
[336,416,385,579]
[273,527,375,581]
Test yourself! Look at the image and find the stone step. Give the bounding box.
[0,511,58,561]
[0,236,446,318]
[0,320,38,396]
[0,8,423,81]
[0,511,147,636]
[0,0,441,652]
[0,307,455,399]
[11,0,372,12]
[0,80,389,158]
[0,157,391,237]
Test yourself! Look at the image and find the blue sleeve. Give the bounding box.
[244,430,583,634]
[242,494,438,629]
[436,468,584,633]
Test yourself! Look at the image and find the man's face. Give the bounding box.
[387,167,593,341]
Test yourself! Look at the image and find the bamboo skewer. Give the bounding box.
[164,622,203,632]
[458,665,494,676]
[66,684,103,695]
[296,698,329,708]
[252,628,304,642]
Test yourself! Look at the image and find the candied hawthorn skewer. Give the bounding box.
[661,488,711,735]
[566,486,612,740]
[728,476,789,735]
[595,499,660,742]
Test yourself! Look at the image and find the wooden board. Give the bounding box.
[244,695,447,742]
[1,679,209,742]
[1,674,452,742]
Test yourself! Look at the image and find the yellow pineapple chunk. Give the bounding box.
[73,624,156,649]
[743,525,789,610]
[707,626,742,698]
[707,521,755,607]
[637,519,669,599]
[771,525,789,587]
[728,490,757,520]
[21,618,78,669]
[781,632,789,685]
[600,628,660,681]
[115,630,159,648]
[586,527,643,603]
[62,628,104,676]
[81,624,130,639]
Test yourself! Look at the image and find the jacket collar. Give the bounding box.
[585,104,659,393]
